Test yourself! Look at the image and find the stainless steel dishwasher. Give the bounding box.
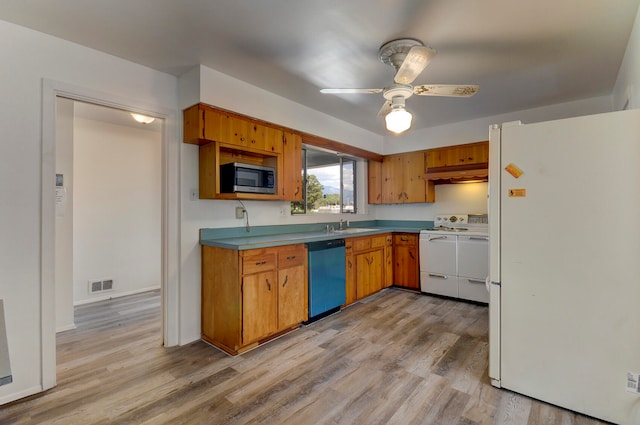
[306,239,346,322]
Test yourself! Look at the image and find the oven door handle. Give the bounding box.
[467,278,486,284]
[428,236,448,241]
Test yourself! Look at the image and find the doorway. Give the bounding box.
[55,99,163,331]
[41,79,180,392]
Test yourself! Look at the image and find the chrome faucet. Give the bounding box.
[338,219,345,230]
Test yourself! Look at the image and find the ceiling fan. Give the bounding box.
[320,38,479,133]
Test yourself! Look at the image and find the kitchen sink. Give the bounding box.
[328,228,379,234]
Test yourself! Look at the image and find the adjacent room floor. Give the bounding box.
[1,289,609,424]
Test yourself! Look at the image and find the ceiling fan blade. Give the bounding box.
[377,100,392,117]
[320,88,383,94]
[394,46,437,85]
[413,84,479,97]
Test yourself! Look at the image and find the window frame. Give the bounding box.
[292,146,359,215]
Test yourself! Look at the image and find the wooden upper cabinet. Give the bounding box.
[282,131,303,201]
[381,151,428,204]
[183,103,283,154]
[381,154,403,203]
[367,160,382,205]
[426,141,489,168]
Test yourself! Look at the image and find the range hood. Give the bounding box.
[424,162,489,184]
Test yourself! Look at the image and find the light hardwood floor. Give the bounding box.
[1,289,611,425]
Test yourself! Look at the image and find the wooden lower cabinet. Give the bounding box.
[242,270,278,344]
[356,249,383,297]
[277,262,307,329]
[201,244,308,355]
[384,234,393,288]
[344,234,390,306]
[393,233,420,289]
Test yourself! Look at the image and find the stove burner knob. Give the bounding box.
[449,216,458,223]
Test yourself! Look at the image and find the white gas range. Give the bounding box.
[419,214,489,303]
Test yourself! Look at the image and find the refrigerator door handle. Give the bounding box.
[428,273,448,279]
[491,281,501,286]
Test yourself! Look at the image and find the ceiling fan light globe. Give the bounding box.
[385,108,412,134]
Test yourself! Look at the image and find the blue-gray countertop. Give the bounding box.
[200,220,434,250]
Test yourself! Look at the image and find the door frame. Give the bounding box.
[41,79,180,390]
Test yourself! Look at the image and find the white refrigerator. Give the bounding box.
[488,109,640,425]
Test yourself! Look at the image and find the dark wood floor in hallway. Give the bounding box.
[1,289,609,424]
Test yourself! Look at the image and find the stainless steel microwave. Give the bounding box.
[220,162,276,194]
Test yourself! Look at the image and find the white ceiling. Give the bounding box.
[2,0,639,135]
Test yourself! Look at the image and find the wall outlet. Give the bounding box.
[235,206,245,219]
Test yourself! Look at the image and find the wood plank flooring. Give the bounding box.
[0,289,612,425]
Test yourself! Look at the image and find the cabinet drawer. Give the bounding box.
[371,235,387,248]
[278,246,305,268]
[352,237,371,252]
[393,234,417,246]
[242,251,277,275]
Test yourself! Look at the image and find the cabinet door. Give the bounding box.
[242,270,278,344]
[202,107,224,143]
[282,131,303,201]
[345,242,356,305]
[380,152,425,204]
[367,160,382,204]
[355,249,383,299]
[278,265,307,329]
[384,234,393,288]
[463,142,489,165]
[425,149,446,168]
[261,126,284,153]
[402,152,426,203]
[393,245,419,289]
[381,155,403,203]
[183,104,205,144]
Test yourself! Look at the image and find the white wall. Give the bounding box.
[0,19,177,404]
[374,183,489,221]
[382,95,613,155]
[73,117,161,304]
[613,3,640,110]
